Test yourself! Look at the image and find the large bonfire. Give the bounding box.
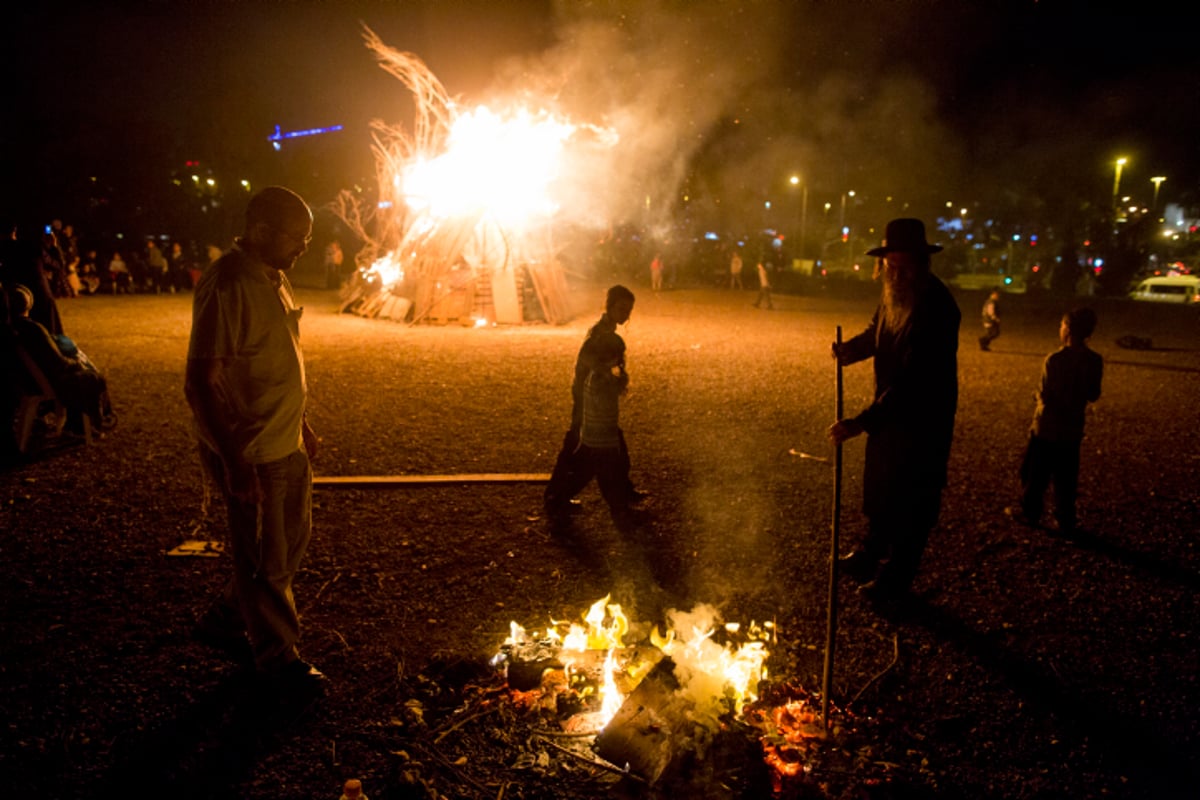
[333,28,618,326]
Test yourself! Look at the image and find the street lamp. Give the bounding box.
[1111,157,1127,217]
[1151,176,1166,212]
[790,174,808,259]
[840,190,855,269]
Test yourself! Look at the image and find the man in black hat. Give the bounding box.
[828,218,960,606]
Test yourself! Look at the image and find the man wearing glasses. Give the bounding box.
[185,186,326,698]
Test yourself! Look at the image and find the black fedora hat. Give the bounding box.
[866,218,943,257]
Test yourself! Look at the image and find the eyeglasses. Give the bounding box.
[274,227,312,248]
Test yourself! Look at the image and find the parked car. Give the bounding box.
[1128,274,1200,305]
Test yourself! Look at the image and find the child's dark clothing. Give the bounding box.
[1019,343,1103,530]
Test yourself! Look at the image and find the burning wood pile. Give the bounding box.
[332,28,615,326]
[367,595,907,799]
[488,595,873,796]
[492,596,773,784]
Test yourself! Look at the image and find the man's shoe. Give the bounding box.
[544,500,584,525]
[193,615,253,665]
[838,549,880,584]
[1004,506,1039,528]
[270,659,328,695]
[859,576,910,606]
[1045,518,1081,538]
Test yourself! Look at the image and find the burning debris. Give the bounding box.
[356,595,913,799]
[490,596,780,786]
[333,28,618,326]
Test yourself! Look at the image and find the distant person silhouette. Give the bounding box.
[730,250,743,289]
[753,260,773,309]
[979,289,1001,351]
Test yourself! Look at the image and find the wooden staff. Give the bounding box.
[821,325,844,732]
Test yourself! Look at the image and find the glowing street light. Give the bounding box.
[840,190,855,269]
[789,174,808,257]
[1111,157,1127,217]
[1151,176,1166,211]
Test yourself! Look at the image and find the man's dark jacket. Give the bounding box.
[840,275,960,522]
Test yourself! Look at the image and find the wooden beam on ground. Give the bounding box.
[313,473,550,489]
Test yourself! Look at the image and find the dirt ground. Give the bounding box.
[2,277,1199,799]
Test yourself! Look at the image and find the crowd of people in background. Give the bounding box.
[16,219,219,301]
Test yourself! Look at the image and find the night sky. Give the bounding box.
[4,1,1197,228]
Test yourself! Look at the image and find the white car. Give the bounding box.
[1128,275,1200,305]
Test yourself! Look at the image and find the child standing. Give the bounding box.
[1007,307,1104,534]
[979,289,1001,350]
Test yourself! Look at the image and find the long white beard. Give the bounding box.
[881,274,916,332]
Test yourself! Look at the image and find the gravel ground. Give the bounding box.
[1,277,1198,799]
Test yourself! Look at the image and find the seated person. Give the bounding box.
[8,284,114,434]
[0,282,23,459]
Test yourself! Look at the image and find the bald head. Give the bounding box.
[243,186,312,271]
[246,186,311,232]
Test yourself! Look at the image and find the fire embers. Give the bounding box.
[743,682,829,787]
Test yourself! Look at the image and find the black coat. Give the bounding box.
[841,275,960,522]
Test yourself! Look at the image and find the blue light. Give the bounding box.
[267,123,345,147]
[704,232,719,240]
[1003,276,1013,285]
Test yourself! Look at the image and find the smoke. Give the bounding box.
[476,1,971,237]
[485,1,791,230]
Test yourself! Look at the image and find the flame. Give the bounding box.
[362,250,406,286]
[331,30,619,326]
[655,615,772,724]
[399,105,577,227]
[498,596,771,736]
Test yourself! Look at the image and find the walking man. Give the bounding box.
[828,218,960,606]
[544,285,642,529]
[185,186,326,695]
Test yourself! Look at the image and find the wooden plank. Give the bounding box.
[313,473,550,488]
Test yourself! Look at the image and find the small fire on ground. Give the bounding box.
[491,595,830,789]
